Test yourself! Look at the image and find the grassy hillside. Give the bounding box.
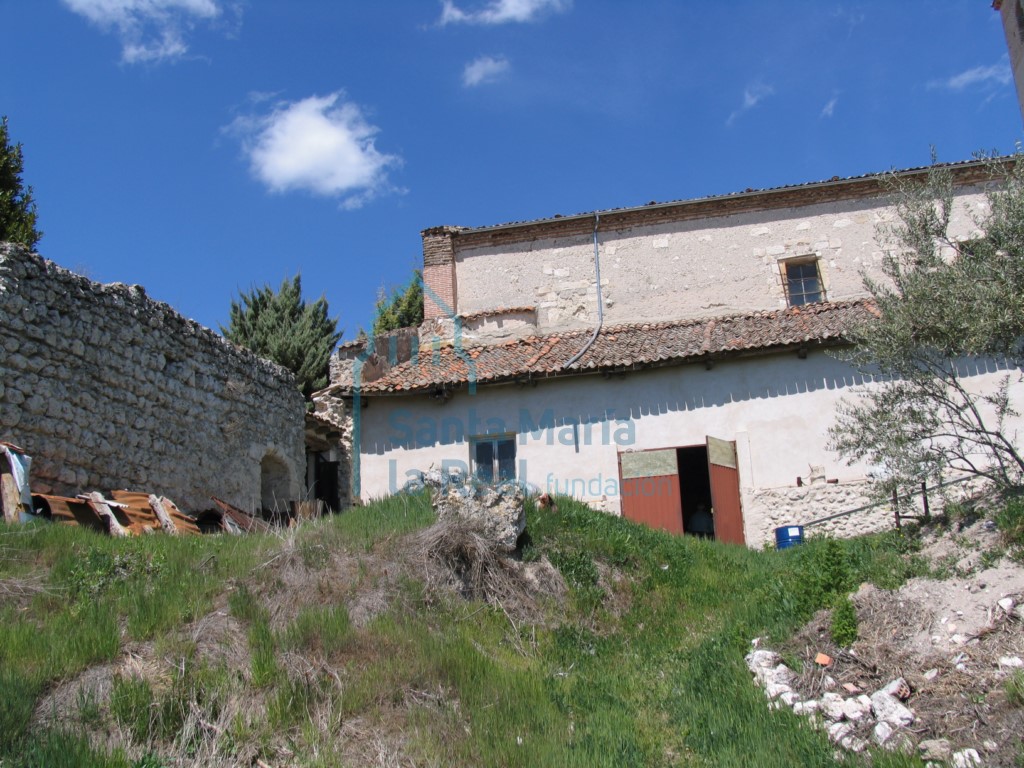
[0,492,936,767]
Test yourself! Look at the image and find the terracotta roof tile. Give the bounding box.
[340,300,872,395]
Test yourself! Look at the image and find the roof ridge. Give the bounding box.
[445,159,1002,234]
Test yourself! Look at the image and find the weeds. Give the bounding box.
[0,491,932,767]
[280,605,352,656]
[1007,669,1024,707]
[996,496,1024,551]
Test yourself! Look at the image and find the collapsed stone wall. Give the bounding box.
[0,244,306,512]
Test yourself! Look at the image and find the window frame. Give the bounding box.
[780,257,826,307]
[469,434,517,484]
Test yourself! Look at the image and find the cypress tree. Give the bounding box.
[222,274,341,398]
[0,116,42,249]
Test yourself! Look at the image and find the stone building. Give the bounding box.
[0,244,306,513]
[317,160,1022,547]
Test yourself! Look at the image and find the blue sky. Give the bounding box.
[2,1,1021,340]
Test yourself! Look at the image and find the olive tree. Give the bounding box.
[829,156,1024,495]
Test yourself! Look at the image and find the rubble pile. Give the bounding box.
[748,586,1023,766]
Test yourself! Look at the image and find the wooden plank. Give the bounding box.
[107,491,200,536]
[2,472,23,523]
[148,495,178,535]
[1,450,26,523]
[87,492,132,537]
[158,497,200,535]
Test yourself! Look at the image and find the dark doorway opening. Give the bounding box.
[677,446,714,539]
[312,453,340,512]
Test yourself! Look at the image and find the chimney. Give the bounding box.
[421,226,460,320]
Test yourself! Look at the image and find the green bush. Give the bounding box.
[830,596,859,647]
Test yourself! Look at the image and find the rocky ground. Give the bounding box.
[749,517,1024,766]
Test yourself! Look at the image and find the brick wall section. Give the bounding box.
[421,226,460,319]
[0,244,306,512]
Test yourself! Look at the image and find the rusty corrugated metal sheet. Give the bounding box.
[33,494,107,532]
[109,491,201,535]
[210,496,273,533]
[32,491,201,536]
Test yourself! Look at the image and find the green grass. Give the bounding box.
[0,489,937,767]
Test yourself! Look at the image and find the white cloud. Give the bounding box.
[440,0,570,25]
[463,55,511,87]
[726,83,774,126]
[62,0,229,63]
[820,95,838,118]
[929,59,1012,91]
[230,92,402,210]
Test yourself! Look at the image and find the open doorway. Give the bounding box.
[677,446,713,538]
[618,436,745,545]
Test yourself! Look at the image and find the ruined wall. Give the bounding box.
[311,394,355,509]
[450,188,989,331]
[0,244,306,512]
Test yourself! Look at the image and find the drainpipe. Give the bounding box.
[563,212,604,370]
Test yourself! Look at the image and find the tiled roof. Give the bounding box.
[339,300,874,395]
[451,159,997,234]
[459,305,537,322]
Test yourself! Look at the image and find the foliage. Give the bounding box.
[371,269,424,335]
[830,155,1024,496]
[0,116,42,249]
[830,595,859,647]
[221,274,341,398]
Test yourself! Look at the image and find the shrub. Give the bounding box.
[830,596,859,647]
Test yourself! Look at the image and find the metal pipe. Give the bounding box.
[563,212,604,370]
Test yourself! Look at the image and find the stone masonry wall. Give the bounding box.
[744,479,892,547]
[0,244,306,512]
[451,187,990,332]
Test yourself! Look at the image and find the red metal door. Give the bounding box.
[707,436,744,545]
[618,449,684,534]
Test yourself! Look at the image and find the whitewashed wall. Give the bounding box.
[453,189,990,332]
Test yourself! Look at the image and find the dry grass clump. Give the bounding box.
[0,574,59,609]
[413,517,564,618]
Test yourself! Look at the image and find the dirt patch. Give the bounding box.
[777,518,1024,765]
